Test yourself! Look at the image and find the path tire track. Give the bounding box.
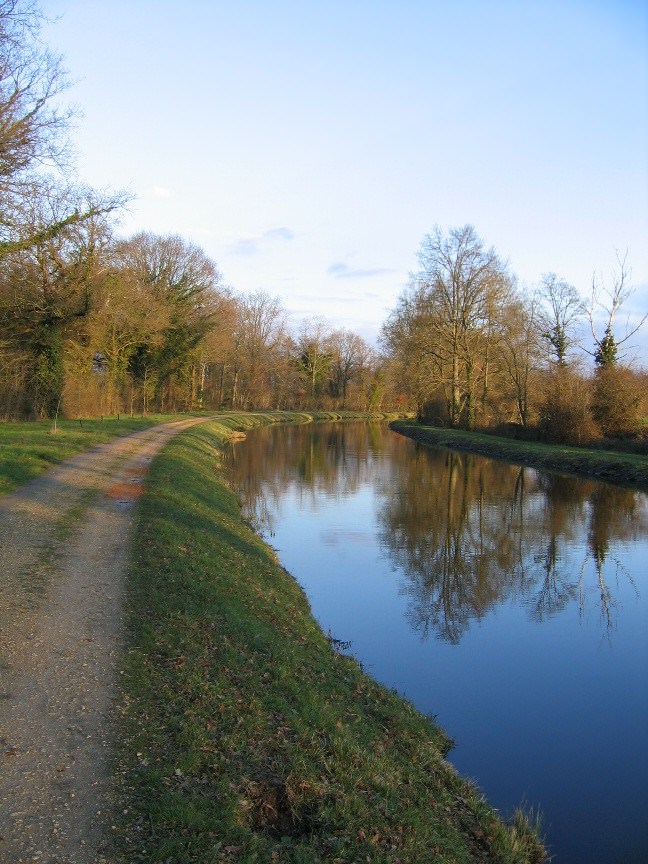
[0,418,210,863]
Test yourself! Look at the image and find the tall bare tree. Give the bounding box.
[498,290,544,426]
[0,1,123,255]
[538,272,583,367]
[227,290,287,408]
[587,251,646,367]
[384,225,512,427]
[327,328,370,408]
[297,316,332,402]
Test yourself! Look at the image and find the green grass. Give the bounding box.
[391,421,648,490]
[115,414,546,863]
[0,414,198,496]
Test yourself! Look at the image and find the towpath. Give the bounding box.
[0,418,208,863]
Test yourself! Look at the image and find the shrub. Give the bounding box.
[592,364,644,438]
[537,368,599,445]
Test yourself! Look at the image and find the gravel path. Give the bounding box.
[0,418,209,863]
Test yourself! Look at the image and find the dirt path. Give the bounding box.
[0,418,210,863]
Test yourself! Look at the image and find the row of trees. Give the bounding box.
[0,222,387,417]
[1,1,645,435]
[0,1,387,419]
[381,225,647,441]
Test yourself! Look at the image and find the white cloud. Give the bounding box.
[150,185,172,199]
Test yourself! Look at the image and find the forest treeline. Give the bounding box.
[382,224,648,443]
[1,0,646,442]
[0,218,388,418]
[0,1,385,419]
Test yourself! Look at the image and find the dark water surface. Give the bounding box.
[224,422,648,864]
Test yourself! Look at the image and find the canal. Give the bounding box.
[224,421,648,864]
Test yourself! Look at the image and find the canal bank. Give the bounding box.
[390,420,648,490]
[227,420,648,863]
[115,414,546,863]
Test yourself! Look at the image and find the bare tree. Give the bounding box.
[538,272,584,367]
[115,232,220,305]
[499,290,544,426]
[297,316,332,402]
[0,1,121,255]
[381,283,439,414]
[383,225,512,427]
[328,328,371,408]
[227,290,287,408]
[0,1,71,182]
[588,251,647,366]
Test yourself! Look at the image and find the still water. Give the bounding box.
[225,422,648,864]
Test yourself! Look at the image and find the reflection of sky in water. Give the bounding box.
[227,423,648,864]
[319,529,374,547]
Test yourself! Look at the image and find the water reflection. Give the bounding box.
[228,423,386,533]
[378,445,647,642]
[225,422,648,863]
[228,423,647,644]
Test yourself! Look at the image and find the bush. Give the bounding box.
[538,368,599,445]
[591,365,644,438]
[419,392,450,426]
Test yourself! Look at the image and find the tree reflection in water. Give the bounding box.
[377,442,647,642]
[226,422,647,644]
[225,422,648,863]
[227,422,383,535]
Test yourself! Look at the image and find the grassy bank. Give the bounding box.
[0,414,194,496]
[115,414,545,863]
[391,420,648,491]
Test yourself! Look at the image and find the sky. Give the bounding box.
[41,0,648,360]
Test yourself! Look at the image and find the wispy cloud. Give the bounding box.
[290,292,360,306]
[327,261,396,279]
[320,529,373,547]
[150,185,172,198]
[229,227,295,255]
[264,227,294,241]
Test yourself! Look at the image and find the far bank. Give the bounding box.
[390,420,648,490]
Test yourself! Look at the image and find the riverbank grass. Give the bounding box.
[116,416,545,863]
[391,420,648,490]
[0,414,192,495]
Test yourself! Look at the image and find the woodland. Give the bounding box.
[1,0,646,445]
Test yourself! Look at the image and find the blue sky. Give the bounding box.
[42,0,648,360]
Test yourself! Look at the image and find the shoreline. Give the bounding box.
[115,413,546,863]
[390,420,648,491]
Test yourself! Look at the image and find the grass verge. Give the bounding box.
[0,414,200,496]
[391,420,648,491]
[115,414,545,863]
